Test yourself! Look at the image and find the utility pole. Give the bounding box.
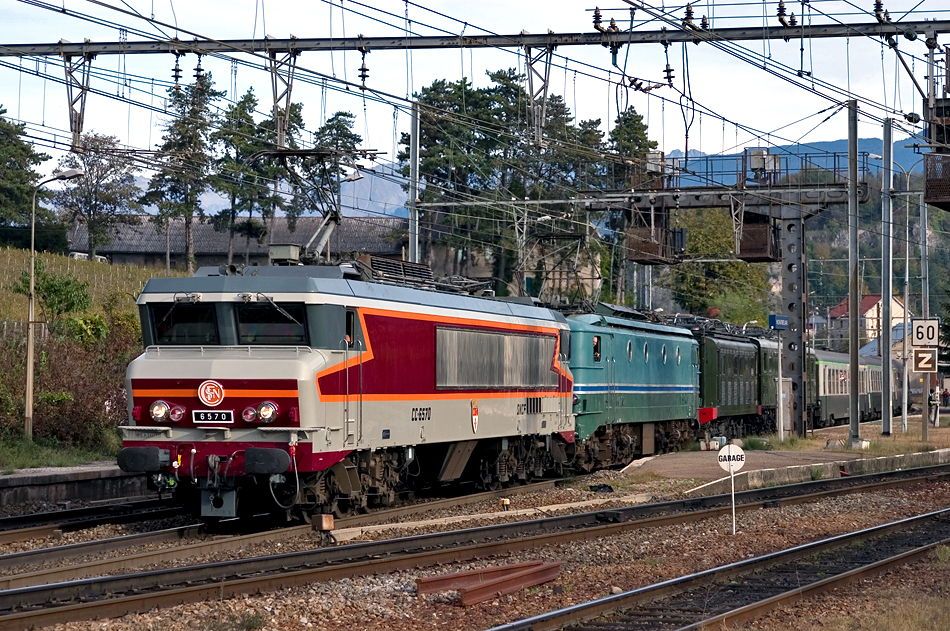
[848,100,861,449]
[921,190,930,442]
[408,101,420,264]
[882,119,893,436]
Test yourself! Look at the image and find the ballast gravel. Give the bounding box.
[42,478,950,631]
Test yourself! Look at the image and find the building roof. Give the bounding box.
[859,322,908,356]
[67,215,408,257]
[828,294,908,319]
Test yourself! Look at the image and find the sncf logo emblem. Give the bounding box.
[198,380,225,407]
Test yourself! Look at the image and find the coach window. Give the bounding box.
[661,344,667,364]
[676,346,682,365]
[627,340,633,362]
[643,341,649,363]
[592,336,601,362]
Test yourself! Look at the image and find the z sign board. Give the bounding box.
[913,348,938,373]
[911,319,940,347]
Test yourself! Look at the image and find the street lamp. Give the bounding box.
[25,168,84,440]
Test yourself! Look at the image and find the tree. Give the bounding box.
[0,105,53,249]
[211,88,268,265]
[10,259,92,327]
[666,208,770,323]
[142,73,224,273]
[55,133,142,257]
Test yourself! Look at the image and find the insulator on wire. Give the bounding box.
[789,12,797,27]
[593,7,604,32]
[684,3,694,24]
[701,15,709,29]
[358,52,369,88]
[664,63,675,85]
[194,56,204,80]
[777,0,787,18]
[172,56,182,88]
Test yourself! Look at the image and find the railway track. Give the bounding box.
[0,480,559,586]
[0,498,186,545]
[0,465,946,630]
[486,508,950,631]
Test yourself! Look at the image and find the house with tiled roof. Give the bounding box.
[67,215,409,270]
[826,294,909,351]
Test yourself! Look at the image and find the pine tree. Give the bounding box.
[0,105,52,248]
[142,72,224,274]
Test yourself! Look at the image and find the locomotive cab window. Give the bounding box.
[345,310,356,348]
[592,336,601,362]
[151,303,218,345]
[235,303,307,345]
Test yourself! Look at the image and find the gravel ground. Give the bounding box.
[42,479,950,631]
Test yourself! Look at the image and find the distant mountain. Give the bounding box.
[664,136,924,187]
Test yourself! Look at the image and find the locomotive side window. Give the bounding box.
[151,303,218,345]
[592,336,602,362]
[559,329,571,360]
[235,303,307,345]
[345,310,356,348]
[627,340,633,362]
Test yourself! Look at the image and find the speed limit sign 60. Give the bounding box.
[911,319,940,347]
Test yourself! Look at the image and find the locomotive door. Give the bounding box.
[604,333,616,414]
[342,309,364,447]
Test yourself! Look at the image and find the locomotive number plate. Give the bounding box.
[193,410,234,424]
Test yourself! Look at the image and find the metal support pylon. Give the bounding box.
[780,206,809,436]
[524,36,555,148]
[267,40,298,149]
[62,44,94,152]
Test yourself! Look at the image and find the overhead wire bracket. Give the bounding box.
[267,35,299,149]
[523,32,556,148]
[61,39,94,153]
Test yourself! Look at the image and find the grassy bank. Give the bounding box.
[0,432,121,474]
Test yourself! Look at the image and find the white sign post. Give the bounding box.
[718,444,746,535]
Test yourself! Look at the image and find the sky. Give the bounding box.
[1,0,947,187]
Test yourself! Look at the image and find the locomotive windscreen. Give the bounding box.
[235,303,308,345]
[151,303,218,344]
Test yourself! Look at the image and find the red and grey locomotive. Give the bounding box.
[117,263,574,519]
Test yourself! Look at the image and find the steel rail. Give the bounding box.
[0,480,557,582]
[485,508,950,631]
[0,468,946,628]
[0,499,186,545]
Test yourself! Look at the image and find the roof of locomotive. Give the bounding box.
[137,265,568,325]
[567,313,697,339]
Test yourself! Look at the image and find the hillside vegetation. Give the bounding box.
[0,248,188,453]
[0,247,186,322]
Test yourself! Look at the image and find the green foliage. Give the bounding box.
[666,208,771,320]
[35,391,74,405]
[0,432,120,471]
[9,258,92,323]
[936,545,950,564]
[143,74,225,273]
[0,105,51,231]
[743,437,772,451]
[61,313,110,344]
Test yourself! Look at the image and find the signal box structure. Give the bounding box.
[924,97,950,212]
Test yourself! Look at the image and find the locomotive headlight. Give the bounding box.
[257,401,279,423]
[150,400,170,422]
[242,407,258,423]
[168,406,185,422]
